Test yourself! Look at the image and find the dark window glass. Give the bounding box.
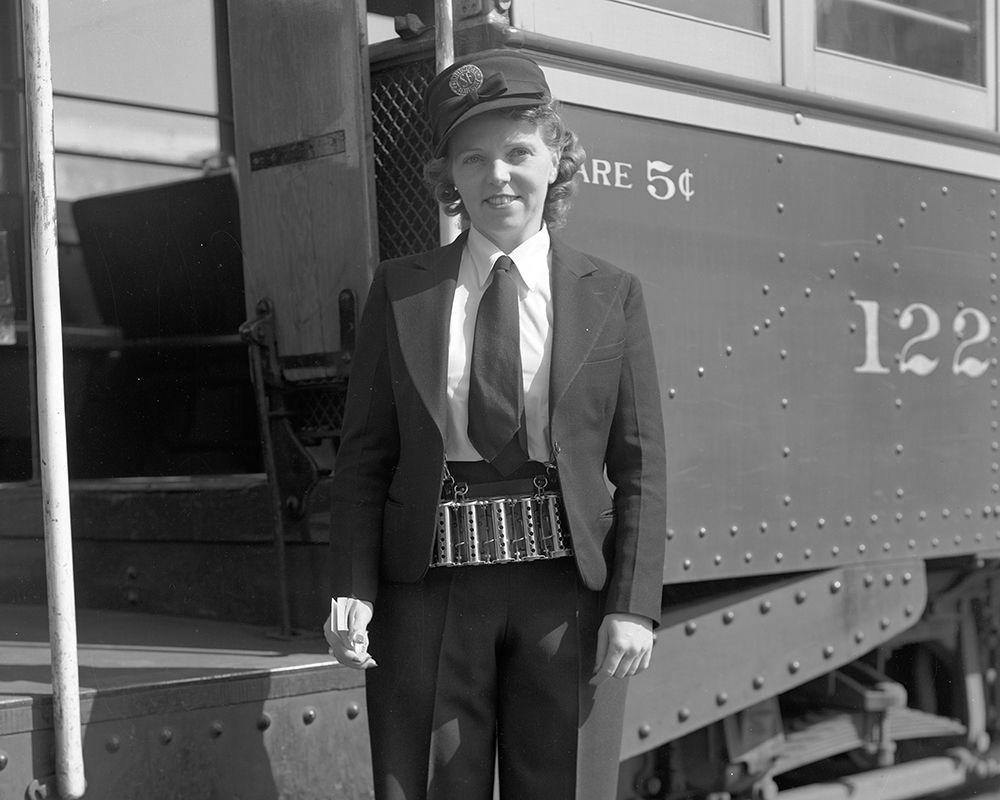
[632,0,768,34]
[817,0,984,85]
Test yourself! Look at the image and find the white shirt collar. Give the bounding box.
[467,225,551,293]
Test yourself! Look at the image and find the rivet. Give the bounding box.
[125,565,138,580]
[870,514,878,524]
[941,186,949,195]
[789,520,797,531]
[884,573,894,585]
[780,349,788,360]
[697,366,705,377]
[775,552,784,562]
[883,541,892,551]
[683,559,692,570]
[908,539,916,548]
[760,600,772,614]
[823,645,835,659]
[668,387,676,398]
[830,268,837,278]
[777,153,784,163]
[685,621,697,636]
[966,508,974,518]
[932,537,940,547]
[716,692,729,706]
[678,708,691,722]
[864,574,874,587]
[849,290,857,300]
[844,515,853,526]
[804,286,812,298]
[920,201,928,210]
[919,510,927,520]
[789,660,801,674]
[753,676,765,689]
[992,210,998,219]
[760,521,769,532]
[794,112,804,125]
[745,552,753,563]
[943,508,951,518]
[721,610,734,625]
[347,703,361,720]
[898,218,906,227]
[893,261,901,273]
[753,325,761,335]
[725,345,733,356]
[777,203,785,213]
[902,572,912,584]
[779,306,787,316]
[817,517,826,528]
[105,737,120,754]
[257,713,272,731]
[782,495,791,506]
[714,554,723,565]
[853,251,861,262]
[303,707,317,725]
[895,398,903,409]
[795,590,807,604]
[880,617,891,630]
[831,545,840,556]
[764,318,772,328]
[160,728,173,745]
[955,535,963,545]
[783,447,791,457]
[977,532,984,542]
[905,605,915,617]
[895,443,904,455]
[830,580,842,594]
[639,723,652,738]
[698,526,708,538]
[730,525,739,536]
[855,631,866,643]
[875,233,884,244]
[804,548,813,559]
[778,252,786,262]
[666,528,675,540]
[210,721,224,738]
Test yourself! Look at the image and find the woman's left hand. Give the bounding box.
[591,613,654,685]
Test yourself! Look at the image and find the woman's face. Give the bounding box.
[448,111,559,253]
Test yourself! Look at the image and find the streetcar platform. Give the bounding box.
[0,604,373,799]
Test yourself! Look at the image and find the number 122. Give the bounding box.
[854,299,992,378]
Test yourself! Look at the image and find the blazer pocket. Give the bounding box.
[584,338,625,365]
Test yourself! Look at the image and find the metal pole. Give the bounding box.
[435,0,462,245]
[22,1,86,798]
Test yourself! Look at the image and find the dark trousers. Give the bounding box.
[365,557,628,800]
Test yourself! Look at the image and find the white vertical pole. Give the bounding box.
[435,0,462,245]
[22,1,86,798]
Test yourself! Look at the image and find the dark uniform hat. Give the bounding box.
[424,49,551,158]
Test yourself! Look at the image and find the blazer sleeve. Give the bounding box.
[327,263,400,602]
[603,273,667,624]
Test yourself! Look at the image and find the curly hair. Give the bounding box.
[423,103,586,230]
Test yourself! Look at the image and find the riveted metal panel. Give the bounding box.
[558,104,1000,583]
[0,666,372,800]
[620,560,928,759]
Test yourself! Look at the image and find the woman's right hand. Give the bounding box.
[324,597,377,669]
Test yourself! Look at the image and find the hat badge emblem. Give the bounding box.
[448,64,484,96]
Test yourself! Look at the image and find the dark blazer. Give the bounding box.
[328,231,667,622]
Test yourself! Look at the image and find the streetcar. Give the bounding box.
[2,1,1000,798]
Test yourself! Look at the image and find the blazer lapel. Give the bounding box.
[388,232,466,440]
[549,237,618,417]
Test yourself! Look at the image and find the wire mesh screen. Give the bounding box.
[371,56,440,261]
[285,380,348,442]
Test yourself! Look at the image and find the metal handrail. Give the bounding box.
[54,89,234,124]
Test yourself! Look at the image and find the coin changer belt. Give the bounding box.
[432,467,573,567]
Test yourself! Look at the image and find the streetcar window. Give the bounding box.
[49,0,227,200]
[816,0,985,85]
[638,0,769,34]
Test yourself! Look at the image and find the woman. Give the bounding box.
[325,49,666,800]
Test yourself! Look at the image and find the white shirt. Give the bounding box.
[445,225,553,462]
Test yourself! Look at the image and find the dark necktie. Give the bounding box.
[468,255,529,476]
